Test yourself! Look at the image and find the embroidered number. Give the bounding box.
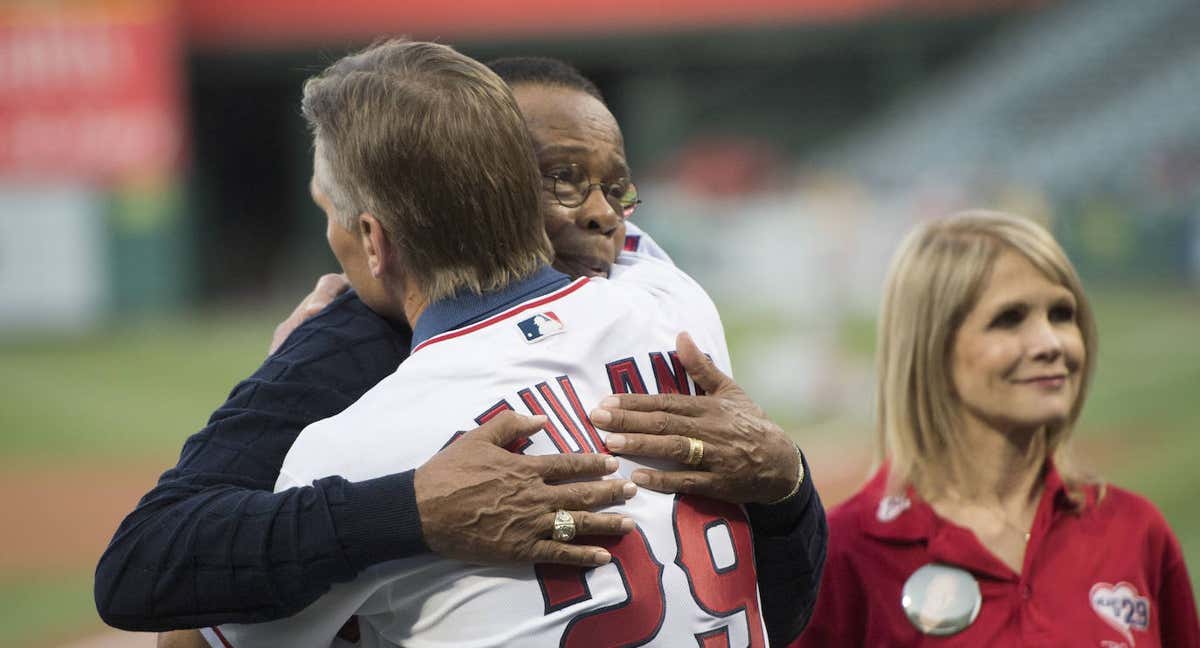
[535,498,763,647]
[673,495,765,648]
[537,528,666,647]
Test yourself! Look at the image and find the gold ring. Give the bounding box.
[552,509,577,542]
[684,437,705,468]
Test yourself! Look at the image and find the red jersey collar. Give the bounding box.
[860,460,1072,580]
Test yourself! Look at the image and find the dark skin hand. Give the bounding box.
[589,332,801,505]
[414,411,637,567]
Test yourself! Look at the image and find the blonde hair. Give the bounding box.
[302,38,553,302]
[876,210,1099,506]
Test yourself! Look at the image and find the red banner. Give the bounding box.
[0,1,185,184]
[182,0,1047,49]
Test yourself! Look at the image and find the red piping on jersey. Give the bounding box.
[412,277,590,354]
[210,627,235,648]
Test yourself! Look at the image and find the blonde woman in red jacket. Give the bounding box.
[796,211,1199,647]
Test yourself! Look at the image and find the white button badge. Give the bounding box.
[901,563,982,636]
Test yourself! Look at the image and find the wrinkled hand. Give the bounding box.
[268,273,351,354]
[415,411,637,567]
[589,331,800,505]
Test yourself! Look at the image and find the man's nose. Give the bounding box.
[574,188,621,235]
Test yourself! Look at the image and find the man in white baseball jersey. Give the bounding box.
[204,38,768,648]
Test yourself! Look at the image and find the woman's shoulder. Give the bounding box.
[1082,482,1177,540]
[1089,483,1164,519]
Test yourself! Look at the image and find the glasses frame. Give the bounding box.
[542,163,642,218]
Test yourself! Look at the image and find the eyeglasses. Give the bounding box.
[542,163,642,219]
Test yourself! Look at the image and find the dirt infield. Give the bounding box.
[59,627,156,648]
[0,457,167,647]
[1,458,167,572]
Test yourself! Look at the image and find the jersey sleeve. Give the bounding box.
[642,255,732,377]
[93,296,425,632]
[622,222,675,265]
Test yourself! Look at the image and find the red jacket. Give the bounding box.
[794,463,1199,647]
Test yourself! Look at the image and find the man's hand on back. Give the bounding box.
[415,412,637,568]
[589,332,802,505]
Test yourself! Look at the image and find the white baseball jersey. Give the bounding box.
[207,254,766,648]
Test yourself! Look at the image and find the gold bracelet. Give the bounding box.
[765,444,805,506]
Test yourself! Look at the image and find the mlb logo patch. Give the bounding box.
[517,311,565,343]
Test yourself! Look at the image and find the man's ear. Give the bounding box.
[358,213,393,278]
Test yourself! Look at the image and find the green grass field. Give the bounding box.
[0,286,1196,646]
[0,313,273,461]
[0,574,96,648]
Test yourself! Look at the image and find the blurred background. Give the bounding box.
[1,0,1197,645]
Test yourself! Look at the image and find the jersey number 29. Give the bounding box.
[536,494,765,647]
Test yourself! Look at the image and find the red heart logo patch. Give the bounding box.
[1089,581,1150,646]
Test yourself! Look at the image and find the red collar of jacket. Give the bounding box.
[857,459,1079,580]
